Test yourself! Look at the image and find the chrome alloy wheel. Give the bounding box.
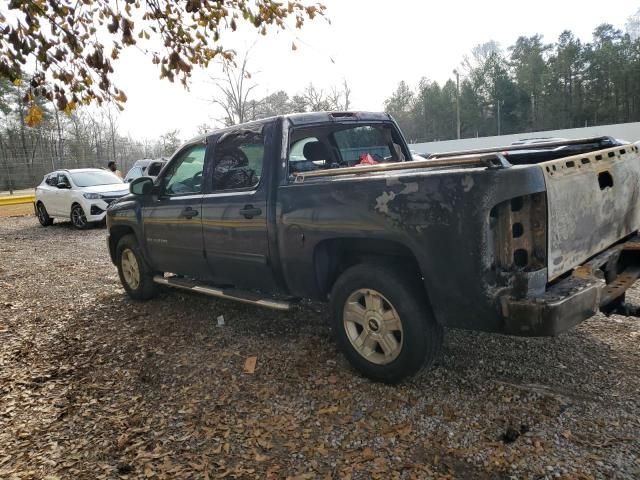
[121,248,141,290]
[71,205,87,228]
[343,288,403,365]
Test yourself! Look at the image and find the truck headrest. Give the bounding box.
[303,141,329,162]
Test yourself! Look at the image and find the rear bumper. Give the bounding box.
[501,235,640,336]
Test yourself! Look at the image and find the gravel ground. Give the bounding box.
[1,215,639,479]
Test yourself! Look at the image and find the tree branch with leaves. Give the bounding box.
[0,0,326,125]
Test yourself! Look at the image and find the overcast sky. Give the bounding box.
[112,0,639,139]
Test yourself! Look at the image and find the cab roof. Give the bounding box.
[185,111,394,145]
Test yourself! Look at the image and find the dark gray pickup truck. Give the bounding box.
[106,111,640,383]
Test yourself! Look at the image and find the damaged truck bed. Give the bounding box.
[107,112,640,382]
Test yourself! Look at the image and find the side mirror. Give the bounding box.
[130,176,154,196]
[57,182,70,189]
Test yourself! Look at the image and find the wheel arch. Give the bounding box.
[313,237,433,308]
[108,225,136,264]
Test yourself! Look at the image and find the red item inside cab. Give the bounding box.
[357,153,379,166]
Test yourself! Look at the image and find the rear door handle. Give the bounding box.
[180,207,199,219]
[239,205,262,219]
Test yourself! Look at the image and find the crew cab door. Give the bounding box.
[141,144,207,277]
[201,126,275,290]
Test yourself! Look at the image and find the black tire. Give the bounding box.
[36,202,54,226]
[330,263,443,383]
[70,204,92,230]
[116,234,158,300]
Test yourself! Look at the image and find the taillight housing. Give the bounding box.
[489,193,547,272]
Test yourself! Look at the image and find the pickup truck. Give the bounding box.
[106,111,640,383]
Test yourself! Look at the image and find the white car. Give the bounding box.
[35,168,130,229]
[123,158,167,183]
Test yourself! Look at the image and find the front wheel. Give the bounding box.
[116,234,158,300]
[36,202,53,226]
[70,204,91,229]
[330,263,443,383]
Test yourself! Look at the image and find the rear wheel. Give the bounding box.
[36,202,53,226]
[330,263,443,383]
[116,234,158,300]
[70,204,91,229]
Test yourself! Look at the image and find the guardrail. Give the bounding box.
[0,194,35,206]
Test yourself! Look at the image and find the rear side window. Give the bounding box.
[212,131,264,191]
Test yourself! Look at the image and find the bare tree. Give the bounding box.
[301,83,333,111]
[461,41,502,76]
[328,80,352,111]
[627,8,640,40]
[104,107,119,163]
[210,50,258,126]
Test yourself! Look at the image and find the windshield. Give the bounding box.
[71,171,123,187]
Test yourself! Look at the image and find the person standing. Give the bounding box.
[108,161,123,179]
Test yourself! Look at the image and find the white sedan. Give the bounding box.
[35,168,130,229]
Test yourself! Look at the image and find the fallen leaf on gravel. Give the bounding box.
[2,216,640,480]
[317,405,339,415]
[243,356,257,374]
[361,447,375,460]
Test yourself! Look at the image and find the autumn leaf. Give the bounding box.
[24,104,44,127]
[63,101,77,116]
[317,405,339,415]
[244,356,257,374]
[0,0,326,112]
[114,91,128,103]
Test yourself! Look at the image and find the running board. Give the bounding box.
[153,275,292,311]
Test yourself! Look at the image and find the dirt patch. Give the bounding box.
[0,203,34,218]
[1,216,639,479]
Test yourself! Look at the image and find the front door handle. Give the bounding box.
[180,207,199,219]
[239,205,262,219]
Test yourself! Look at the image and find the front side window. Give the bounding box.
[212,131,264,191]
[163,145,206,196]
[58,173,71,186]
